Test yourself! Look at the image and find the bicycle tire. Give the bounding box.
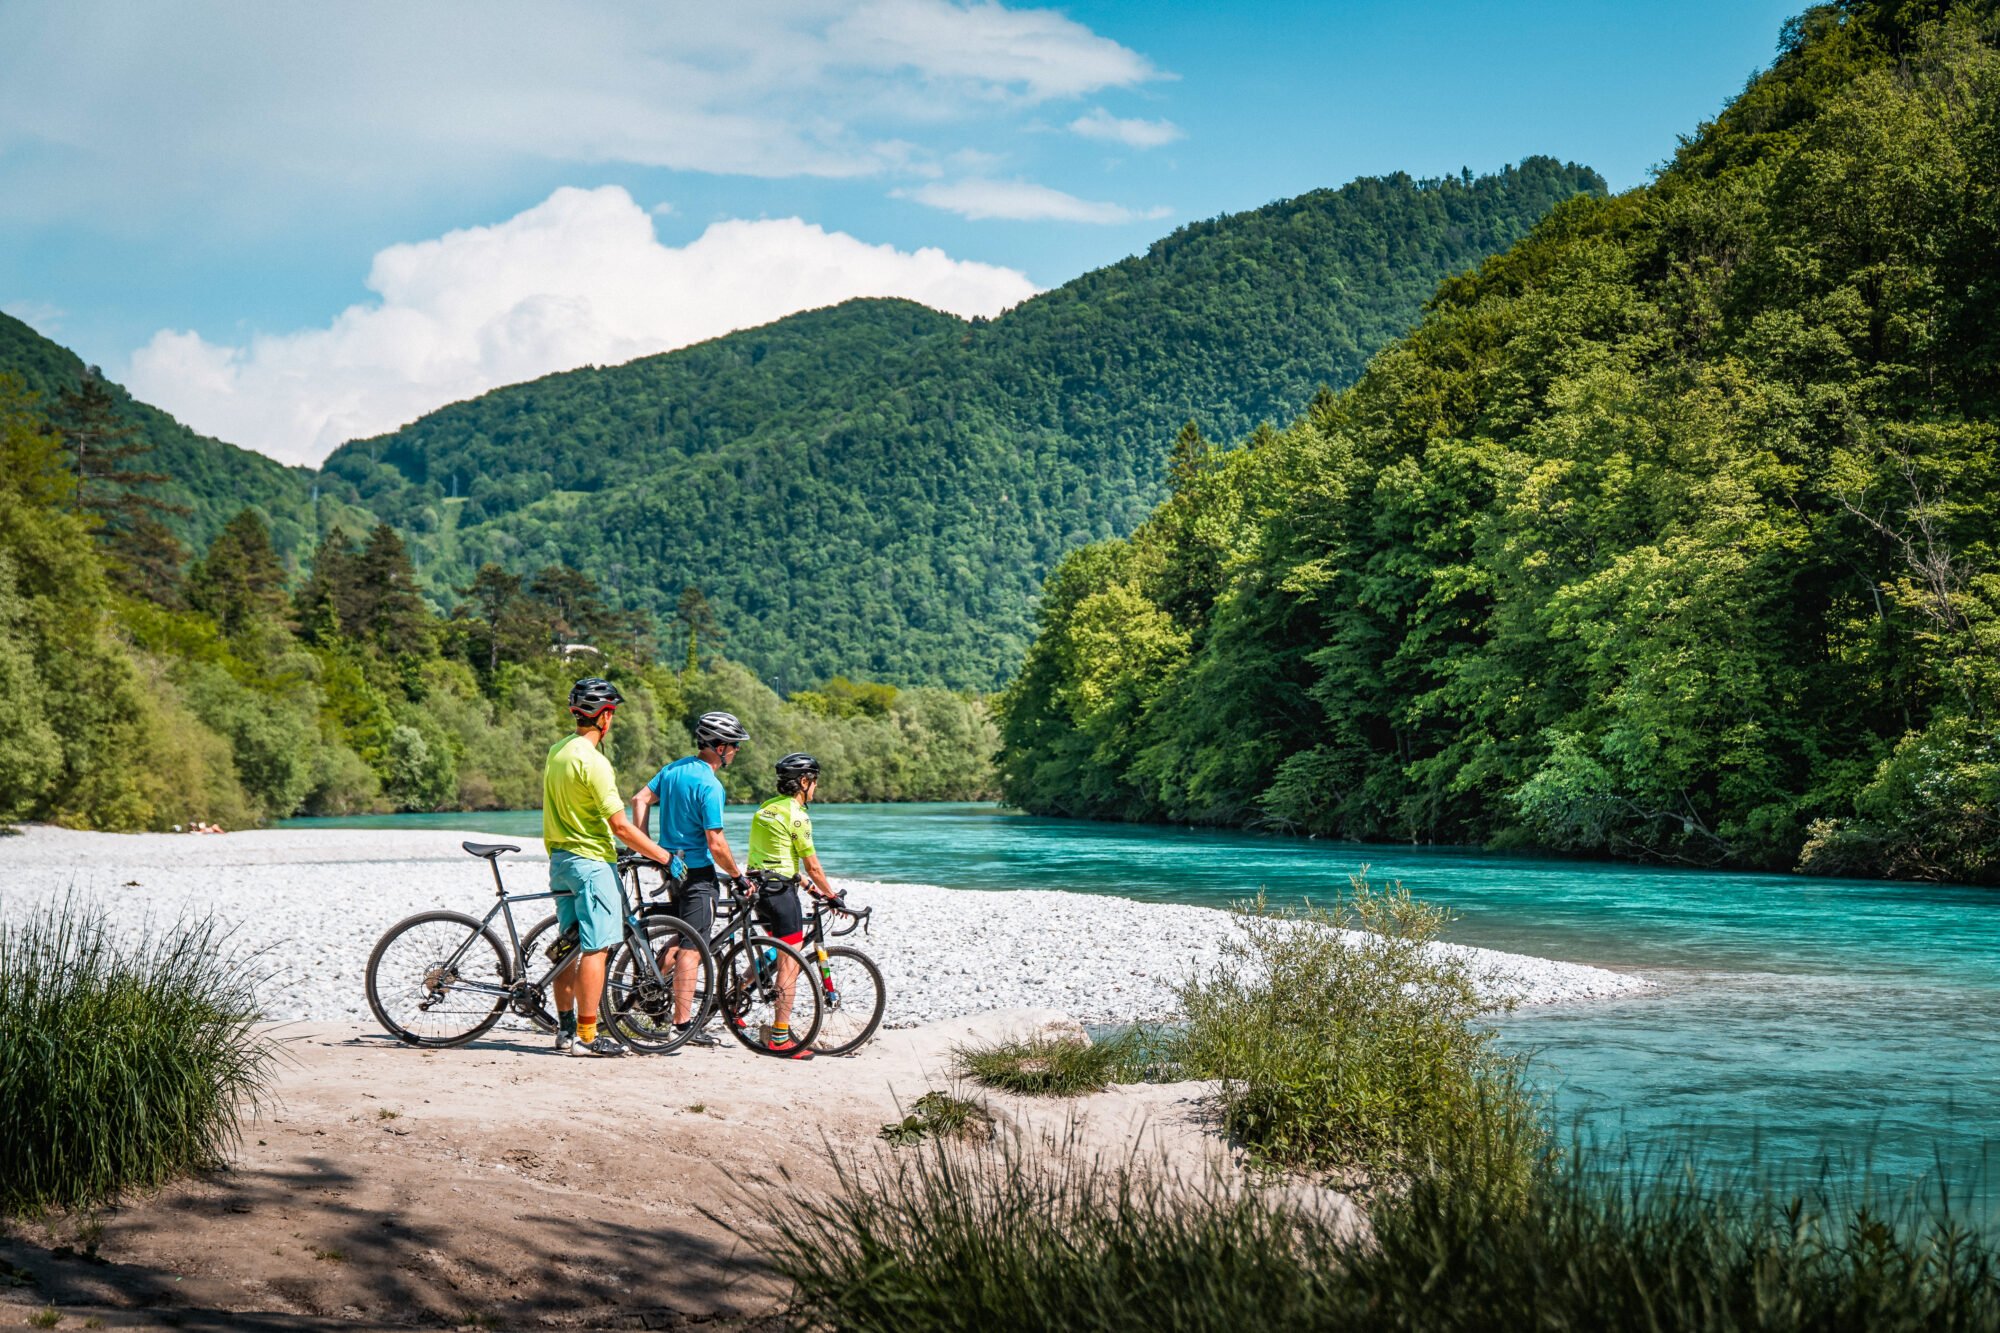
[604,914,715,1053]
[809,945,887,1057]
[717,935,823,1056]
[365,910,512,1048]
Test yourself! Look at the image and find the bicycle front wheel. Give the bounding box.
[605,915,714,1053]
[365,910,512,1048]
[718,936,822,1056]
[810,945,886,1056]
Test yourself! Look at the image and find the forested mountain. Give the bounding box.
[321,159,1603,691]
[0,313,332,561]
[0,370,996,831]
[999,0,2000,882]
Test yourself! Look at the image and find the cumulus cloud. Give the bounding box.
[1068,107,1184,149]
[126,186,1037,466]
[0,1,1165,222]
[901,179,1172,223]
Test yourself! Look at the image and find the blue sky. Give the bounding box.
[0,0,1797,464]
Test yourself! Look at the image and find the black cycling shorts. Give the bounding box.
[669,863,719,938]
[753,877,805,942]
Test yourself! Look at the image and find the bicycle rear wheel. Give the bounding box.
[605,915,714,1053]
[515,914,567,1033]
[810,945,886,1056]
[718,936,822,1056]
[365,911,512,1048]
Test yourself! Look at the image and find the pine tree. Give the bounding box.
[355,523,430,652]
[188,510,289,636]
[51,375,189,604]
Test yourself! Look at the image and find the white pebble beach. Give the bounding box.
[0,825,1649,1026]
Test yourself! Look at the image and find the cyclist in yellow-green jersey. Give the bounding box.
[745,752,843,1058]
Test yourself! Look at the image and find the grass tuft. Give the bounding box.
[0,897,278,1216]
[29,1307,60,1329]
[954,1032,1121,1096]
[880,1090,992,1145]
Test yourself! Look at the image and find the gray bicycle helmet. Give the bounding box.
[775,752,820,795]
[693,710,750,748]
[568,677,624,720]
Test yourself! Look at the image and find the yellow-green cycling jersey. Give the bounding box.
[747,793,815,877]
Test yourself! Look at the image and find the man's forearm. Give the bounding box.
[705,832,742,878]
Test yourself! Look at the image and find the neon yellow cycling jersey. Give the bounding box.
[747,794,815,877]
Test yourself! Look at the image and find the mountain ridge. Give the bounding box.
[320,158,1606,689]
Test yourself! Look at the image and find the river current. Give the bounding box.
[287,801,1999,1198]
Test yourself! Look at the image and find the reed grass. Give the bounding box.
[0,897,277,1215]
[769,1132,2000,1332]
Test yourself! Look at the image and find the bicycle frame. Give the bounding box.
[435,855,667,1010]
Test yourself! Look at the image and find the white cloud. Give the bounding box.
[1068,107,1184,149]
[126,186,1037,466]
[0,2,1166,223]
[901,179,1171,224]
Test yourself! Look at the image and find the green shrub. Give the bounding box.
[0,900,278,1214]
[1175,876,1539,1189]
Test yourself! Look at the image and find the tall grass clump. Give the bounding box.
[1340,1149,2000,1331]
[1175,875,1539,1190]
[0,898,277,1214]
[768,1140,2000,1332]
[765,1133,1351,1331]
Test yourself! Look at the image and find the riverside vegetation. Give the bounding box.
[0,378,995,829]
[999,0,2000,883]
[778,878,2000,1332]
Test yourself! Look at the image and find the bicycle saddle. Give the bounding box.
[461,840,521,859]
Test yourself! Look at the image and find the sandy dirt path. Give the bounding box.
[2,1010,1320,1332]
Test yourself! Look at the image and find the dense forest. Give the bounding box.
[0,377,995,831]
[1000,0,2000,883]
[0,313,332,562]
[316,161,1604,691]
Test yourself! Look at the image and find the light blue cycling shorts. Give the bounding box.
[550,850,622,952]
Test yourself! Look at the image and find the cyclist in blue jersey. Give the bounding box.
[630,710,753,1046]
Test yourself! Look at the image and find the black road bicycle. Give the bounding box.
[520,855,837,1058]
[364,840,714,1051]
[793,890,885,1057]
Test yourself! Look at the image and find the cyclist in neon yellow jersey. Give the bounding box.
[746,752,843,1058]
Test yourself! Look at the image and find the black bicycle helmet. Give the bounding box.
[568,677,624,720]
[775,752,820,795]
[693,710,750,748]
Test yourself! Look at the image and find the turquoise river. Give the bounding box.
[287,801,1999,1200]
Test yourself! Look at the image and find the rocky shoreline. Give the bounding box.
[0,825,1650,1027]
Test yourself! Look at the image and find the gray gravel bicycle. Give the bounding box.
[364,840,714,1051]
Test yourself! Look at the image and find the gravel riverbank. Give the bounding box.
[0,825,1649,1025]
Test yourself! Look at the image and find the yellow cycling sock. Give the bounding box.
[578,1018,598,1044]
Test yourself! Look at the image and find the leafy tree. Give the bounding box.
[1000,0,2000,883]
